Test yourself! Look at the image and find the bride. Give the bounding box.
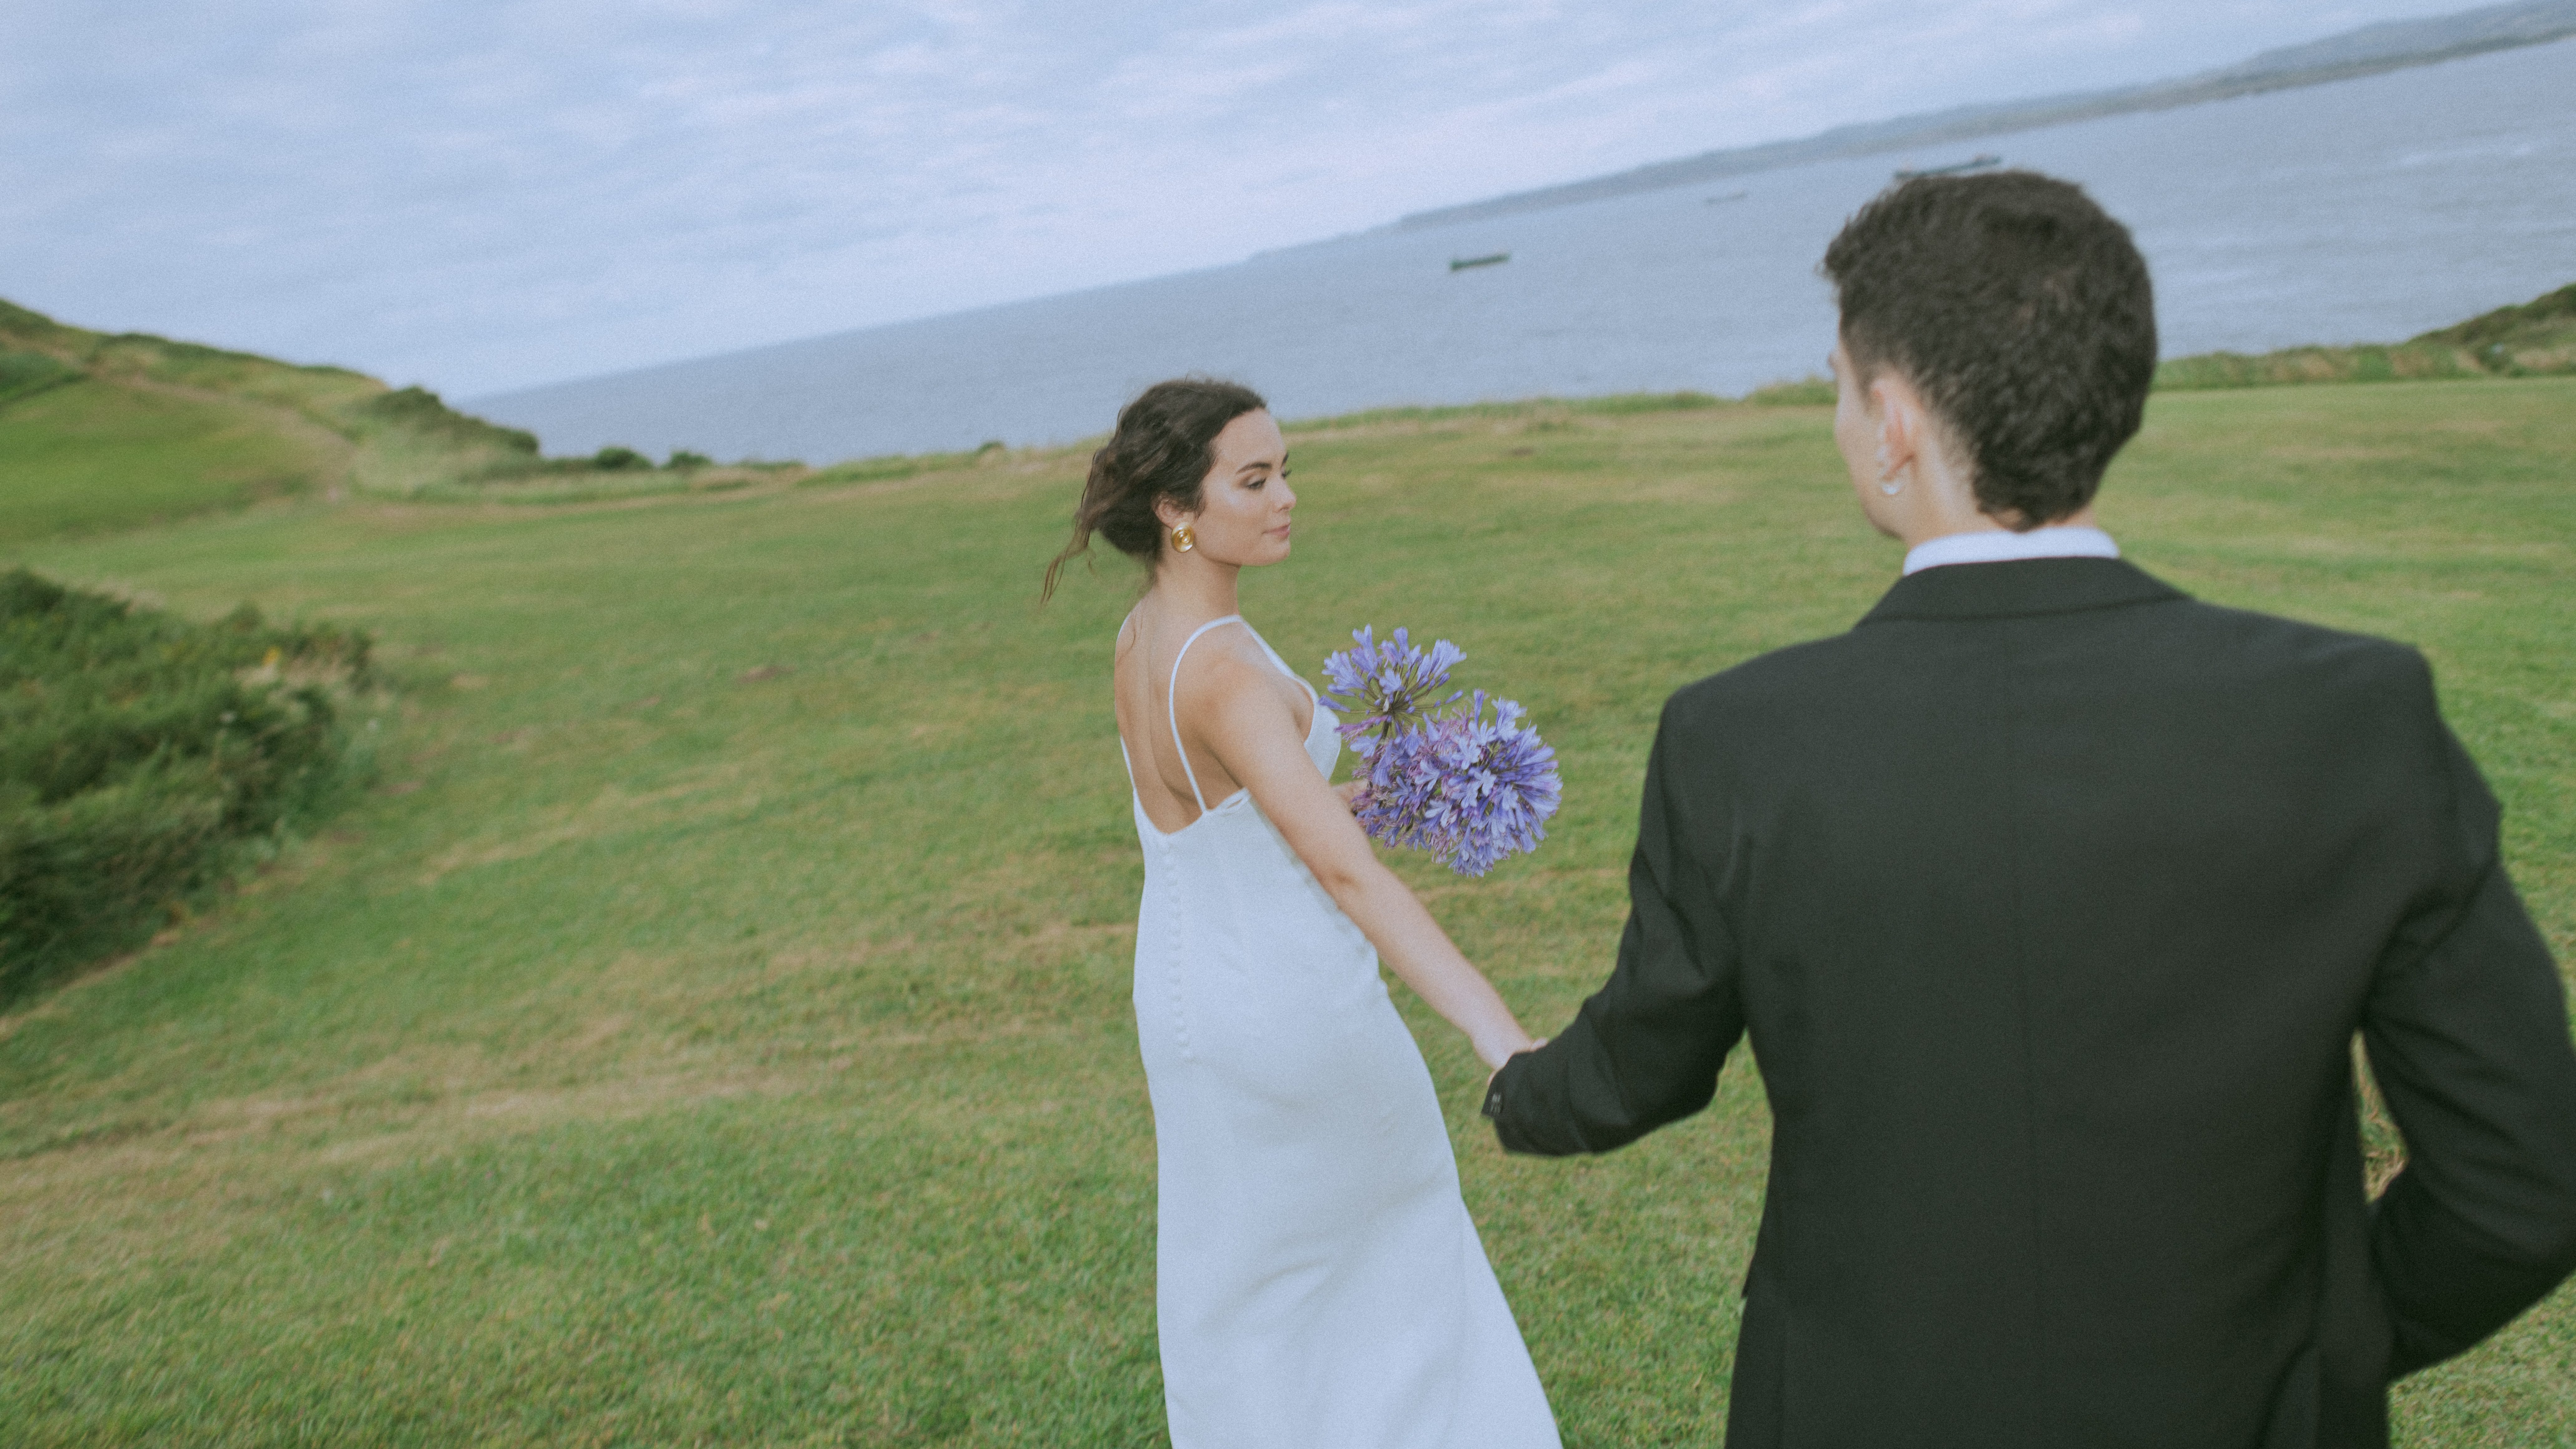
[1044,378,1560,1448]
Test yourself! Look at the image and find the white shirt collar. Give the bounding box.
[1902,525,2121,577]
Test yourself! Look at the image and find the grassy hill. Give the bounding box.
[2155,282,2576,389]
[0,376,344,545]
[0,300,542,534]
[0,369,2570,1443]
[0,301,806,547]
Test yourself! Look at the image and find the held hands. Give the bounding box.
[1473,1032,1546,1075]
[1481,1037,1547,1106]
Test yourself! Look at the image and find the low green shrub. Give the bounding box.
[1746,377,1837,406]
[1573,390,1731,414]
[355,385,539,455]
[0,349,81,408]
[0,568,373,1000]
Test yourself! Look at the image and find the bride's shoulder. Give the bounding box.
[1180,621,1265,674]
[1172,622,1284,702]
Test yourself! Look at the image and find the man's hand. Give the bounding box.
[1485,1037,1547,1090]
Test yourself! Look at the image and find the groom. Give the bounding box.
[1484,171,2576,1448]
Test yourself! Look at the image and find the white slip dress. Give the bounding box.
[1122,615,1559,1449]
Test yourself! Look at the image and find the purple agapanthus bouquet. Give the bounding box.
[1320,627,1561,877]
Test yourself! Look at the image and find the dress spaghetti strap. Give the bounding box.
[1166,615,1245,815]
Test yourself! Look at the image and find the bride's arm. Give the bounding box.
[1190,653,1537,1071]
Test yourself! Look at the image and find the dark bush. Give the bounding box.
[355,385,540,454]
[667,449,713,470]
[0,569,372,1001]
[592,445,652,471]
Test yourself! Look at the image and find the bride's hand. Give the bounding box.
[1474,1031,1544,1074]
[1333,780,1365,812]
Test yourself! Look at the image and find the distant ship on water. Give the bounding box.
[1449,253,1510,272]
[1894,153,2005,180]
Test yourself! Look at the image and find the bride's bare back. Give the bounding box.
[1114,606,1314,836]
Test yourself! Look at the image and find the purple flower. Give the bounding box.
[1323,628,1562,878]
[1320,626,1465,757]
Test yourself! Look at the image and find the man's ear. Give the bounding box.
[1871,374,1921,481]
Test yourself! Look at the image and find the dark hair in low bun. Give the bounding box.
[1041,377,1267,602]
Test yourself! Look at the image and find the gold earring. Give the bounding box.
[1172,524,1195,553]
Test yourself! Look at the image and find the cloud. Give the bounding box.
[0,0,2478,394]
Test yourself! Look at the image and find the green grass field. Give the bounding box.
[2,378,2571,1445]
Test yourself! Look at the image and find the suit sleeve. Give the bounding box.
[2362,681,2576,1378]
[1489,698,1747,1155]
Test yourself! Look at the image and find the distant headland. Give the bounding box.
[1395,0,2576,232]
[4,282,2567,540]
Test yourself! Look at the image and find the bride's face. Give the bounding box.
[1166,409,1295,567]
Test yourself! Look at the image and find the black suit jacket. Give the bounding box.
[1489,558,2576,1449]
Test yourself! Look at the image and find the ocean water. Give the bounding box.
[471,39,2576,465]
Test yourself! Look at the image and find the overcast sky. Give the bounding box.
[0,1,2482,397]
